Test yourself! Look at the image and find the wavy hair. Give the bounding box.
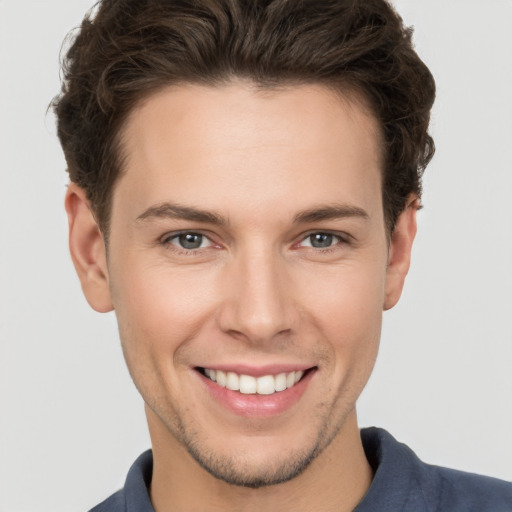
[53,0,435,235]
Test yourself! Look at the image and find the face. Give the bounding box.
[67,82,415,488]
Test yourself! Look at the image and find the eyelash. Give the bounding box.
[159,230,351,254]
[296,232,350,252]
[160,231,216,256]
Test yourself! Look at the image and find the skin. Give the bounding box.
[66,82,417,512]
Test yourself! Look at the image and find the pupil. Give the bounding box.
[311,233,333,248]
[179,233,202,249]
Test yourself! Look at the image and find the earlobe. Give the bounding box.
[383,196,419,311]
[65,183,114,313]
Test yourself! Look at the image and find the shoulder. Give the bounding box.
[359,427,512,512]
[424,464,512,511]
[88,490,125,512]
[87,450,154,512]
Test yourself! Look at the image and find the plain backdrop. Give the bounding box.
[1,1,511,511]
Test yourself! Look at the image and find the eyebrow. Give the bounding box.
[136,203,228,225]
[136,202,369,225]
[293,204,369,224]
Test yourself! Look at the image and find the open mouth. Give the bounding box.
[197,367,314,395]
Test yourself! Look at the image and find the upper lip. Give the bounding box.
[196,363,315,377]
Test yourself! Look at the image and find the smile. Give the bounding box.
[201,368,306,395]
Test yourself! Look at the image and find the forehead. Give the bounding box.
[115,81,384,224]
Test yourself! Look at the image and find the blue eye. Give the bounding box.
[300,232,341,249]
[310,233,333,248]
[168,233,212,250]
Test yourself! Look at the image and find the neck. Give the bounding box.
[147,407,373,512]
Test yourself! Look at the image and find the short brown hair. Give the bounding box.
[53,0,435,235]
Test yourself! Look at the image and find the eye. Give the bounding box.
[299,232,342,249]
[166,232,213,250]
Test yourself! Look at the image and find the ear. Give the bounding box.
[65,183,114,313]
[383,196,419,311]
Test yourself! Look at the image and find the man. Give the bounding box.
[53,0,511,510]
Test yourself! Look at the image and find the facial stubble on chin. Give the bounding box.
[155,394,354,490]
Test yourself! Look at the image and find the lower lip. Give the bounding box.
[198,369,315,418]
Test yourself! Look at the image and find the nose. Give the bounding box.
[217,246,298,345]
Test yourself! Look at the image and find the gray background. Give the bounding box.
[1,1,511,511]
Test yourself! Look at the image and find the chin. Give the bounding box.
[164,402,350,489]
[184,439,322,488]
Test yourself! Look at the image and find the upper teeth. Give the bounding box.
[204,369,304,395]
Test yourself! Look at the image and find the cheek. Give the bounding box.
[299,263,385,366]
[110,261,219,362]
[302,261,386,325]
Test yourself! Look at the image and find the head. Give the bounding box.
[55,0,435,491]
[54,0,434,239]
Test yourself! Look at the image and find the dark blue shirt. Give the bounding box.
[89,428,512,511]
